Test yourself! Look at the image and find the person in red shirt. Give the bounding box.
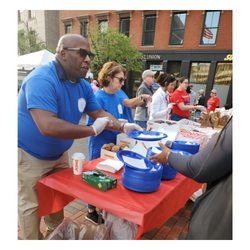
[170,77,206,121]
[207,89,220,112]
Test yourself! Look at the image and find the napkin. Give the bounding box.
[96,159,124,173]
[122,155,148,170]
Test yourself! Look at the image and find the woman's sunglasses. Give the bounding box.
[63,48,95,61]
[113,76,125,84]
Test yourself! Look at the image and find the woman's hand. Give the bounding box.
[149,141,173,165]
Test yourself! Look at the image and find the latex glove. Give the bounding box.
[166,103,174,113]
[91,117,113,136]
[123,123,143,134]
[196,105,207,112]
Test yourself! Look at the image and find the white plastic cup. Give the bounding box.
[72,153,85,175]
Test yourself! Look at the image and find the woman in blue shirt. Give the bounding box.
[86,61,127,223]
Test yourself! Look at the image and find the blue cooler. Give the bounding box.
[171,141,200,155]
[146,147,191,180]
[117,150,163,193]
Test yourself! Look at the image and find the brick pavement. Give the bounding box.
[18,198,194,240]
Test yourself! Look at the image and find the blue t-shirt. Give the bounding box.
[86,90,124,160]
[18,59,100,160]
[116,89,134,123]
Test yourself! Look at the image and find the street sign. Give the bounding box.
[150,65,162,71]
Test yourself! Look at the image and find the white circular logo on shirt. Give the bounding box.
[118,104,123,114]
[78,98,86,113]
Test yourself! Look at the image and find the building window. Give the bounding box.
[65,25,72,34]
[81,22,88,37]
[61,17,73,34]
[77,15,90,38]
[28,10,35,19]
[169,12,187,45]
[189,62,211,94]
[201,11,221,45]
[167,61,182,80]
[18,10,24,22]
[213,62,232,106]
[94,11,110,32]
[116,10,133,37]
[142,15,156,46]
[119,17,130,37]
[99,20,108,32]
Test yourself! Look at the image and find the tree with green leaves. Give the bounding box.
[87,23,145,79]
[18,22,55,55]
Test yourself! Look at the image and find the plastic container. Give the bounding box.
[170,140,200,154]
[146,147,191,180]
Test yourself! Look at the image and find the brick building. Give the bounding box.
[18,10,60,52]
[59,10,232,106]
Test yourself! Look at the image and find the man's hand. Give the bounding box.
[91,117,113,136]
[123,123,143,134]
[149,142,172,165]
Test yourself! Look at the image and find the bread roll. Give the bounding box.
[102,144,111,151]
[120,144,128,150]
[111,145,121,152]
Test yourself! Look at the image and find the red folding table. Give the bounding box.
[37,158,201,240]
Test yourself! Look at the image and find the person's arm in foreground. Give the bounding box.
[149,118,232,183]
[122,94,152,108]
[30,107,142,140]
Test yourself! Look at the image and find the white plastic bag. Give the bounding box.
[45,218,108,240]
[103,211,139,240]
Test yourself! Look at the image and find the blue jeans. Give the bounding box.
[134,120,147,129]
[87,204,96,209]
[171,113,189,121]
[195,110,201,118]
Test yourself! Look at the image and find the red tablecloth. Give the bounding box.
[37,158,201,240]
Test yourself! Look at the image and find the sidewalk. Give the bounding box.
[18,198,194,240]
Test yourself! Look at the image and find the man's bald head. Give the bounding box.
[55,34,89,57]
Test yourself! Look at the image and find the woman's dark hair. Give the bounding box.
[156,73,176,87]
[186,85,191,94]
[179,76,189,83]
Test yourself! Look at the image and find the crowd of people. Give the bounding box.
[18,33,232,240]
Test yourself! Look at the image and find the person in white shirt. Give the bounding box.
[149,73,176,120]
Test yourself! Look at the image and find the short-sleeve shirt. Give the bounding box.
[18,59,101,160]
[207,97,220,112]
[86,90,124,160]
[116,89,134,123]
[170,89,190,117]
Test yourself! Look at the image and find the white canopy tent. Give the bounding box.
[18,49,55,71]
[17,49,93,83]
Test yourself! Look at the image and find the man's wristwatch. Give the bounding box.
[140,95,146,102]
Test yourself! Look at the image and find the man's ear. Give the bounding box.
[60,49,67,61]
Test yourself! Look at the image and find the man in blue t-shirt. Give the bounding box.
[18,34,142,240]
